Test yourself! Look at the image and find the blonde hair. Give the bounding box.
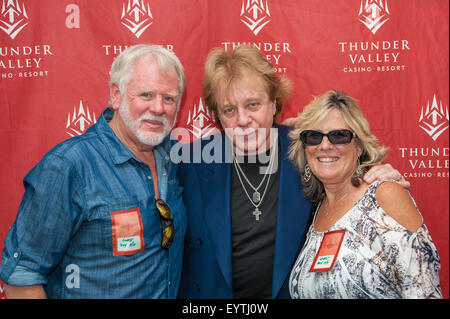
[202,45,292,128]
[288,90,388,201]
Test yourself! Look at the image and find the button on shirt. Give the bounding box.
[0,108,187,298]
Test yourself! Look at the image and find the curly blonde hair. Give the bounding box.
[288,90,388,201]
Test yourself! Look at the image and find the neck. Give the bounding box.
[109,112,155,163]
[109,113,160,199]
[234,144,275,161]
[323,181,354,205]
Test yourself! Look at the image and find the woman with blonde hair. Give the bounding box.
[178,47,405,298]
[288,90,441,299]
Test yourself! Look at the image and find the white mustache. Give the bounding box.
[139,114,168,127]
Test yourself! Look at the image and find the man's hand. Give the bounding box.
[4,284,47,299]
[364,163,410,190]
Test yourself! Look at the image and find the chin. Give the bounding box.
[234,141,261,155]
[317,172,346,184]
[136,131,167,146]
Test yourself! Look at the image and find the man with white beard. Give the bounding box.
[0,44,187,298]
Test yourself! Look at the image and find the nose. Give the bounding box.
[318,135,334,149]
[236,108,251,127]
[148,95,165,115]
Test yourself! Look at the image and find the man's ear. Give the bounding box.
[109,83,122,111]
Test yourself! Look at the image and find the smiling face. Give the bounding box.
[110,58,180,150]
[305,108,362,186]
[216,73,276,155]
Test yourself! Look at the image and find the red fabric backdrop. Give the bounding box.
[0,0,448,298]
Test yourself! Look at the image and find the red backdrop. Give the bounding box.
[1,0,448,299]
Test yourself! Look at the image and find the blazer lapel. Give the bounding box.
[199,133,233,291]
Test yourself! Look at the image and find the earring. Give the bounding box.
[356,157,363,178]
[304,164,312,182]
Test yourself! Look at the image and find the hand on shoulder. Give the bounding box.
[364,163,411,190]
[375,181,423,232]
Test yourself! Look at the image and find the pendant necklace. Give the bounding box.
[233,142,277,221]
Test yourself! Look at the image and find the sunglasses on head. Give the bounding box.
[300,129,356,146]
[155,199,174,250]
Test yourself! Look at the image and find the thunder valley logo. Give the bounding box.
[240,0,271,36]
[337,0,410,73]
[227,0,291,74]
[419,94,449,141]
[185,98,217,139]
[66,101,97,137]
[0,1,53,79]
[121,0,153,38]
[398,94,449,179]
[358,0,390,34]
[0,0,29,39]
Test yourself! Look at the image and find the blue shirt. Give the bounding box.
[0,108,187,298]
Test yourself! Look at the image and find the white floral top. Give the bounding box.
[289,181,442,299]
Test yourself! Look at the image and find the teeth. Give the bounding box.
[318,157,338,162]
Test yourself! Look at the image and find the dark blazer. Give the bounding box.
[177,125,311,298]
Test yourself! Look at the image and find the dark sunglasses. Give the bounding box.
[155,199,174,249]
[300,129,356,146]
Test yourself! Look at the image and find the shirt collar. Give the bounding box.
[95,107,172,165]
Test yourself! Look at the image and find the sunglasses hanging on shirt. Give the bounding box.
[155,199,174,249]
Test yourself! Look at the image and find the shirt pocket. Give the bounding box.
[167,178,180,196]
[88,198,144,256]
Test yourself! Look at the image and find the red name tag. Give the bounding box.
[309,230,346,272]
[110,208,145,256]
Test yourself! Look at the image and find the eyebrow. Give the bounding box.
[163,92,179,99]
[220,96,262,108]
[138,88,179,98]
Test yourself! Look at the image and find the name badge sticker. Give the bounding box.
[309,230,346,272]
[110,208,145,256]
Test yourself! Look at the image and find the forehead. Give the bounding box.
[217,73,269,106]
[314,108,350,130]
[128,58,179,92]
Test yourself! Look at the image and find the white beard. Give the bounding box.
[118,99,176,146]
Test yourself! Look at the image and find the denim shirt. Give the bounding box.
[0,108,187,298]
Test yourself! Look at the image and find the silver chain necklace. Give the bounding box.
[323,190,350,217]
[233,142,277,221]
[234,154,271,204]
